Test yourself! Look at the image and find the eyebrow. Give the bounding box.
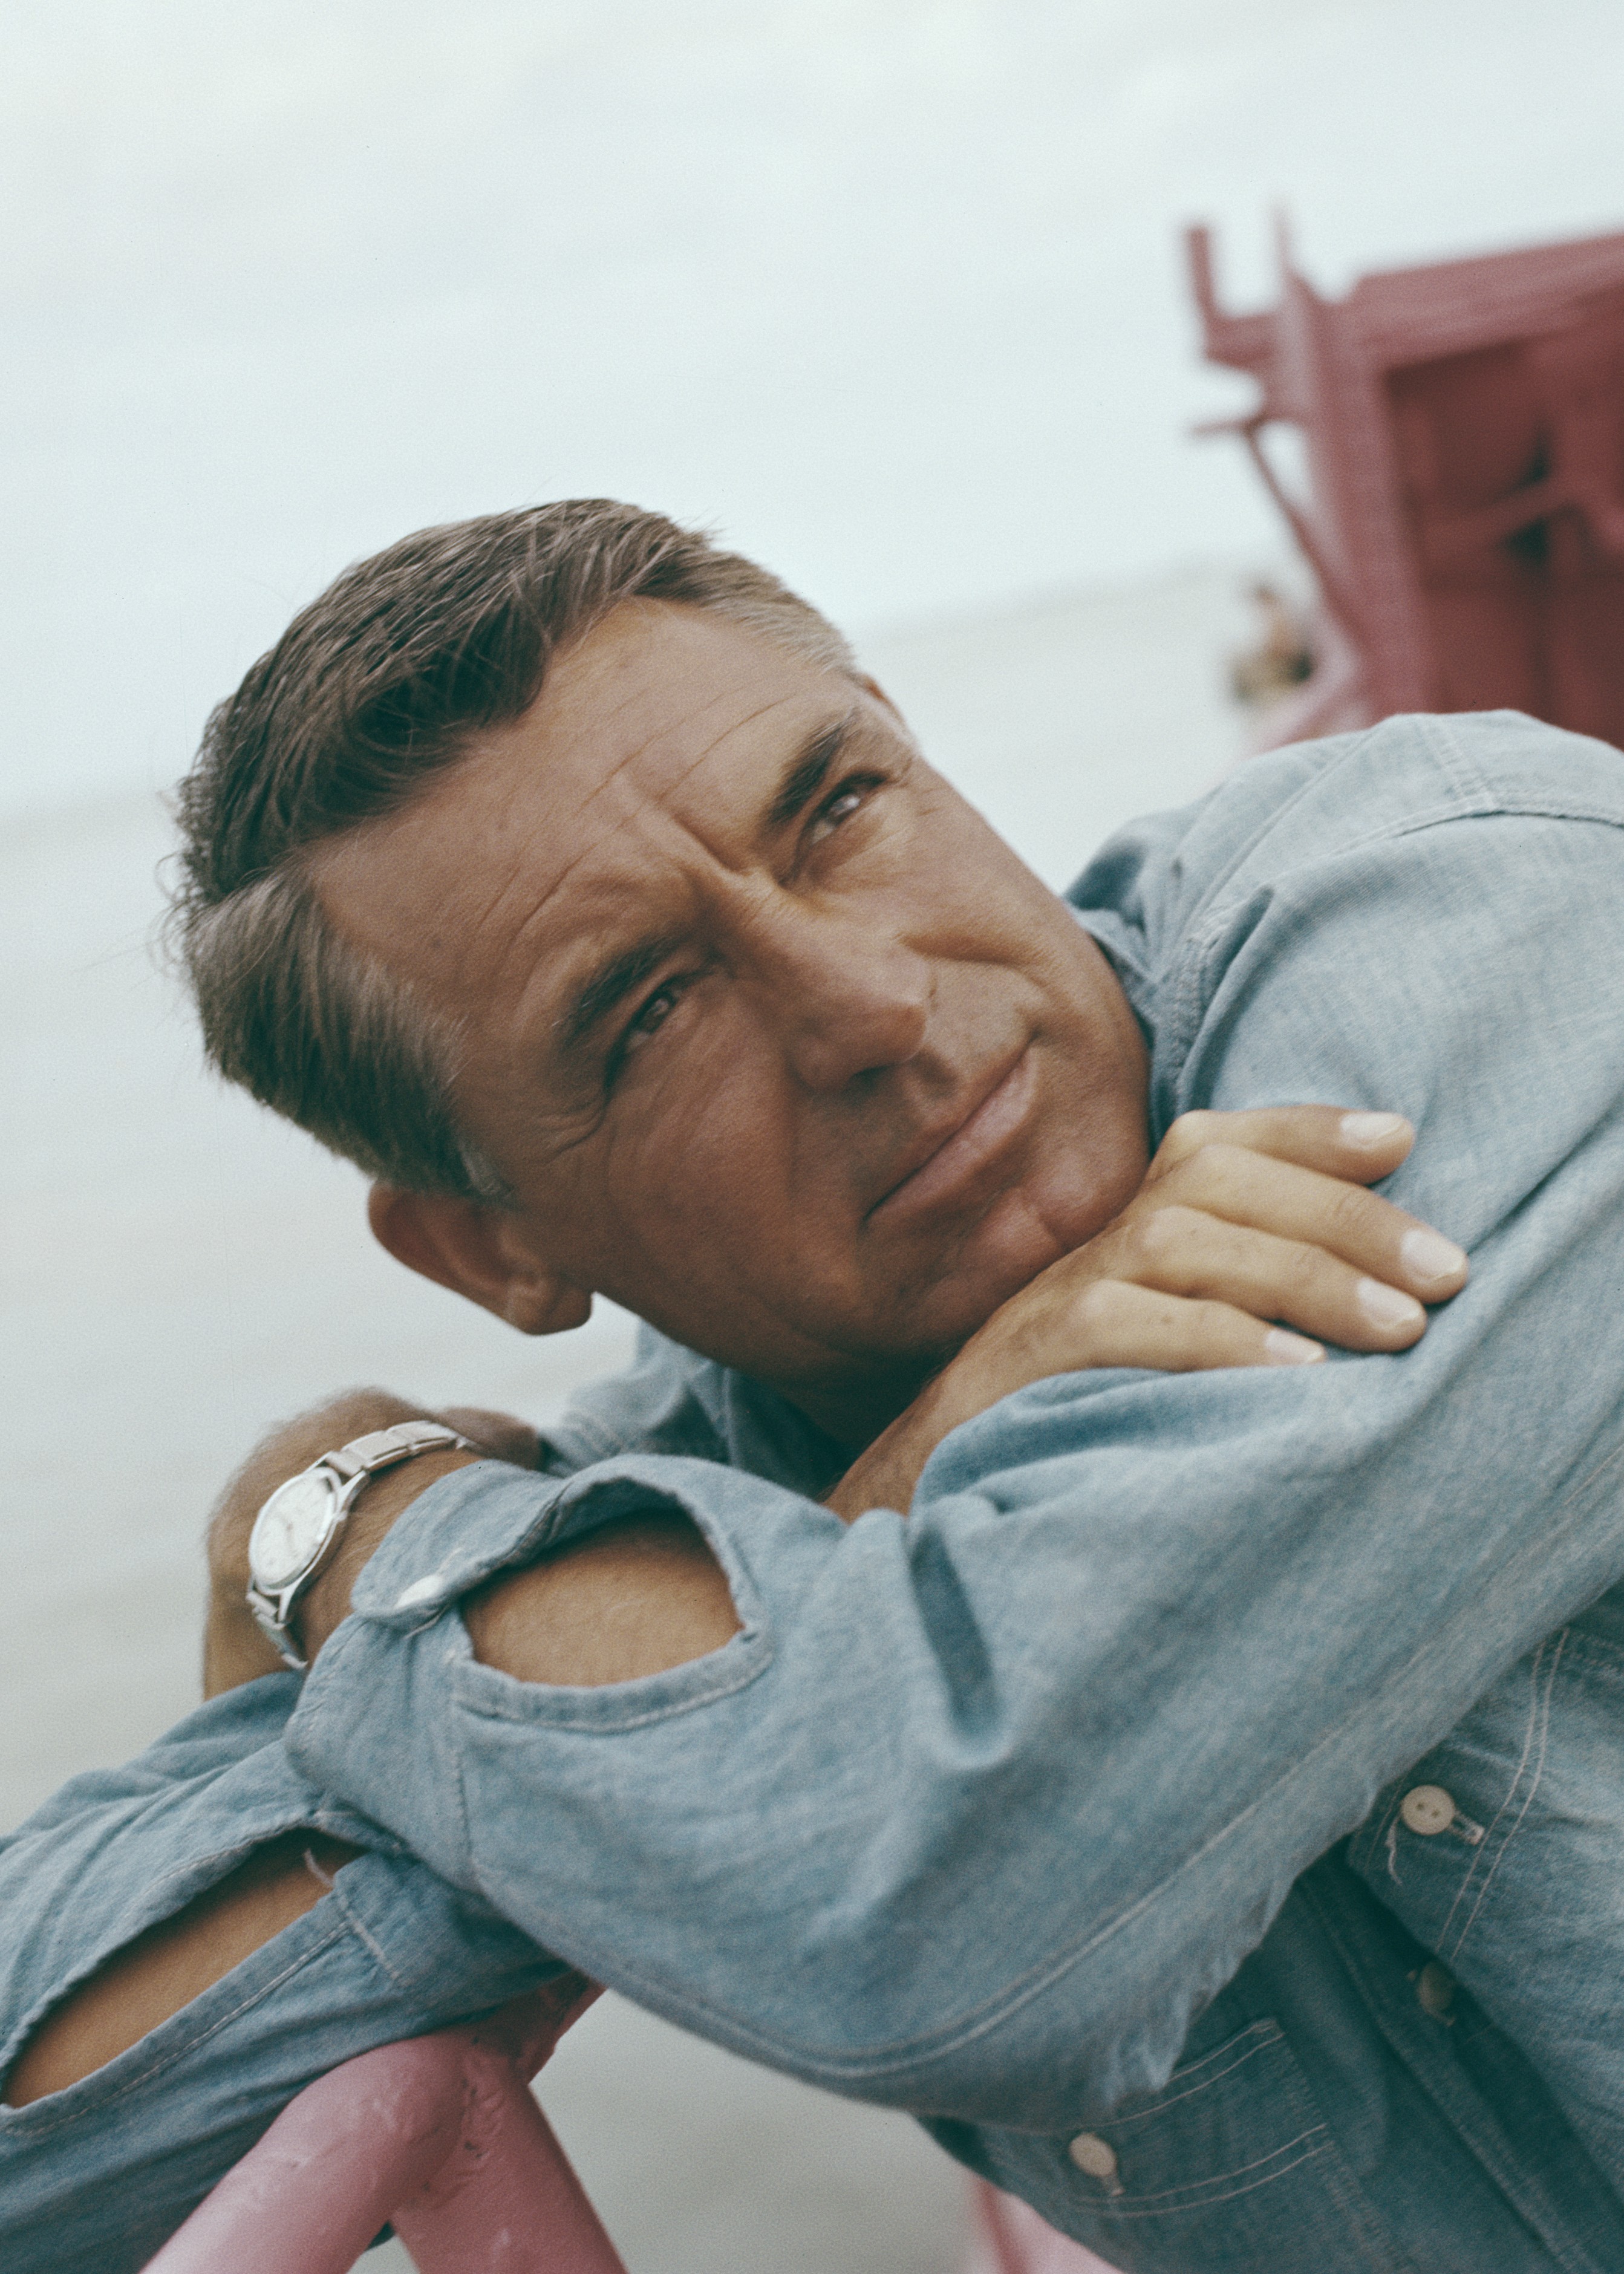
[556,710,861,1059]
[765,712,855,831]
[559,932,685,1054]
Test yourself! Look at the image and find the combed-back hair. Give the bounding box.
[169,501,855,1201]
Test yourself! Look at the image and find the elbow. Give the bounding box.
[733,1888,1176,2128]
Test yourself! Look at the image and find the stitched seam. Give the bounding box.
[7,1913,355,2137]
[1433,1637,1552,1950]
[1446,1629,1565,1963]
[1299,1867,1611,2272]
[325,1878,408,1990]
[1414,710,1491,804]
[1094,2122,1325,2203]
[1165,795,1473,1070]
[1552,1629,1624,1675]
[1110,2028,1279,2125]
[1094,2137,1331,2217]
[550,1413,635,1465]
[535,1438,1624,2080]
[136,1829,316,1917]
[448,1641,479,1877]
[1146,726,1383,1066]
[1167,797,1624,1080]
[1167,725,1385,923]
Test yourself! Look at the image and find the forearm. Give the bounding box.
[4,1831,360,2106]
[203,1389,540,1691]
[7,1394,547,2113]
[823,1104,1461,1522]
[285,1222,1624,2128]
[0,1689,564,2268]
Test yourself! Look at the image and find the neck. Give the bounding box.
[772,1350,944,1458]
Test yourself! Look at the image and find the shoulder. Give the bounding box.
[1065,713,1624,1161]
[1071,712,1624,977]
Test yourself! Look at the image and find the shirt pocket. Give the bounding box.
[1025,2019,1401,2273]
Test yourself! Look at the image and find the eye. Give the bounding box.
[625,981,682,1047]
[602,971,699,1090]
[806,772,883,845]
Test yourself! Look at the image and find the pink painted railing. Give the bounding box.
[142,1976,622,2274]
[140,1969,1117,2274]
[965,2180,1121,2274]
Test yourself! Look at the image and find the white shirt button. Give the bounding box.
[394,1569,448,1610]
[1399,1784,1455,1835]
[1068,2132,1119,2183]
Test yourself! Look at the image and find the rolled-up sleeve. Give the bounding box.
[0,1679,568,2274]
[288,714,1624,2128]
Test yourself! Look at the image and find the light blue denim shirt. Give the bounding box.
[7,710,1624,2271]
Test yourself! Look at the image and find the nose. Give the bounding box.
[750,902,931,1092]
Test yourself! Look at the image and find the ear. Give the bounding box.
[367,1184,593,1336]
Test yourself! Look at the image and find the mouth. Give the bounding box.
[868,1046,1037,1227]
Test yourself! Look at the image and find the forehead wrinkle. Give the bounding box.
[547,683,804,885]
[492,687,820,1038]
[467,682,807,999]
[530,626,805,835]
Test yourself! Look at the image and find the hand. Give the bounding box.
[825,1106,1467,1521]
[202,1389,536,1694]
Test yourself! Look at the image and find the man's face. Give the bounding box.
[315,601,1149,1435]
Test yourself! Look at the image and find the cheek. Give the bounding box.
[596,1051,791,1268]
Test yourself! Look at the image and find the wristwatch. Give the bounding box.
[246,1420,474,1670]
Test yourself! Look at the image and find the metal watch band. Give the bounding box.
[246,1419,475,1670]
[325,1420,474,1481]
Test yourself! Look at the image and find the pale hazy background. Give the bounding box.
[7,4,1624,2267]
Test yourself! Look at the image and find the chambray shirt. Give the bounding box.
[7,710,1624,2272]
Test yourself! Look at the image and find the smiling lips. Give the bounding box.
[870,1047,1038,1225]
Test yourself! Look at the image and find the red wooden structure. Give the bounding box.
[142,1979,625,2274]
[136,1974,1114,2273]
[965,2180,1118,2273]
[1189,217,1624,752]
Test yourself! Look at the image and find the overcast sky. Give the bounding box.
[5,0,1624,813]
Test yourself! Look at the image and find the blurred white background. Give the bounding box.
[6,3,1624,2266]
[6,0,1624,818]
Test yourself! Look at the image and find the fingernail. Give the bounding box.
[1341,1111,1410,1146]
[1358,1277,1425,1330]
[1401,1227,1467,1285]
[1265,1328,1325,1364]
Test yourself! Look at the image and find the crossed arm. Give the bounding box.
[4,1106,1461,2108]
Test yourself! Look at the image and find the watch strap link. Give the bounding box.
[247,1419,475,1670]
[324,1419,473,1482]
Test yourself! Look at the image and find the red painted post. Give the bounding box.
[963,2178,1122,2274]
[142,1982,623,2274]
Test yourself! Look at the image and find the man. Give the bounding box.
[7,500,1624,2269]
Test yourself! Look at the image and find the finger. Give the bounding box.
[1107,1205,1433,1352]
[1148,1106,1416,1190]
[1144,1145,1469,1305]
[1066,1278,1324,1374]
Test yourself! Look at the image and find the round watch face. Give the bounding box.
[250,1468,340,1591]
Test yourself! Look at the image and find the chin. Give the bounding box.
[889,1238,1057,1358]
[895,1168,1120,1352]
